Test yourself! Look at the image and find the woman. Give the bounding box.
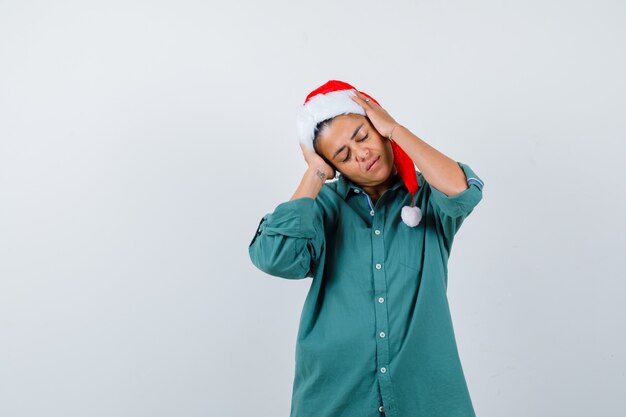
[248,80,485,417]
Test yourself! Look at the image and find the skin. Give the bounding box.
[313,113,398,205]
[292,90,468,203]
[349,90,468,197]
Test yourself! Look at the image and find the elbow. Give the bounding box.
[248,242,310,280]
[256,262,310,280]
[440,181,469,197]
[447,183,469,197]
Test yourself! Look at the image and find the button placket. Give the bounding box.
[362,192,375,216]
[371,204,393,413]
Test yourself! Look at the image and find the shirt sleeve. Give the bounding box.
[248,197,325,280]
[425,161,485,253]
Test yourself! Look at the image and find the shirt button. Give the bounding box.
[374,229,381,235]
[354,189,360,193]
[370,210,375,216]
[380,367,387,373]
[378,297,385,303]
[379,405,385,412]
[379,331,386,338]
[375,263,382,270]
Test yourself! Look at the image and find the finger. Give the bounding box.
[350,92,370,113]
[349,90,363,102]
[352,91,377,109]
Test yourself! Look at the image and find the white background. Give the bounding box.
[1,1,625,416]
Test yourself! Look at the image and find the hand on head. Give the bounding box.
[299,142,336,180]
[349,90,400,139]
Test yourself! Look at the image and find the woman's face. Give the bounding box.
[315,114,396,187]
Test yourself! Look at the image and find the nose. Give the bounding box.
[356,146,370,161]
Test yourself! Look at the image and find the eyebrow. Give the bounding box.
[332,123,364,161]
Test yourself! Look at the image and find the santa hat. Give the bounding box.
[296,80,422,227]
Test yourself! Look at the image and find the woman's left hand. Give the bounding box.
[349,90,399,139]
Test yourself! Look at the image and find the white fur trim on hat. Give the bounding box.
[296,89,366,150]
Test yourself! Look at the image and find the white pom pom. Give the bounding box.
[401,205,422,227]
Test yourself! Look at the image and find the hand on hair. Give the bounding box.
[350,90,399,139]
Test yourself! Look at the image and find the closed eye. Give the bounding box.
[341,134,369,163]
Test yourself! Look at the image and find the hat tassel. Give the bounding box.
[401,192,422,227]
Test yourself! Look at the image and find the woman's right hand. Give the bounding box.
[299,143,336,180]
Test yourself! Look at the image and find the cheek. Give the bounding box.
[381,146,393,163]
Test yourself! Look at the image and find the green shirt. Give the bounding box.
[248,161,485,417]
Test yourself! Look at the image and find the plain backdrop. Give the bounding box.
[1,1,625,416]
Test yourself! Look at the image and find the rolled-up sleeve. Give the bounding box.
[248,197,325,279]
[426,161,484,252]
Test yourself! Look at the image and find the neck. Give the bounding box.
[361,166,399,203]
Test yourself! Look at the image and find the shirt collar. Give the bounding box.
[336,170,406,200]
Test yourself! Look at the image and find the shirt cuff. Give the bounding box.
[427,161,484,218]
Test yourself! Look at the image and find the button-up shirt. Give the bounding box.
[248,161,485,417]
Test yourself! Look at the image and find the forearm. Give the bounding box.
[290,167,327,200]
[390,125,468,196]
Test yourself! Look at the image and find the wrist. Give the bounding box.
[388,123,402,140]
[291,166,326,201]
[307,166,327,182]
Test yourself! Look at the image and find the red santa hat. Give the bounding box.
[296,80,422,227]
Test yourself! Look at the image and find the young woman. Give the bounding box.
[248,80,485,417]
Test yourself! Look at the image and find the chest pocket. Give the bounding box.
[400,246,423,273]
[385,222,424,273]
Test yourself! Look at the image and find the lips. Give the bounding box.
[367,156,380,171]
